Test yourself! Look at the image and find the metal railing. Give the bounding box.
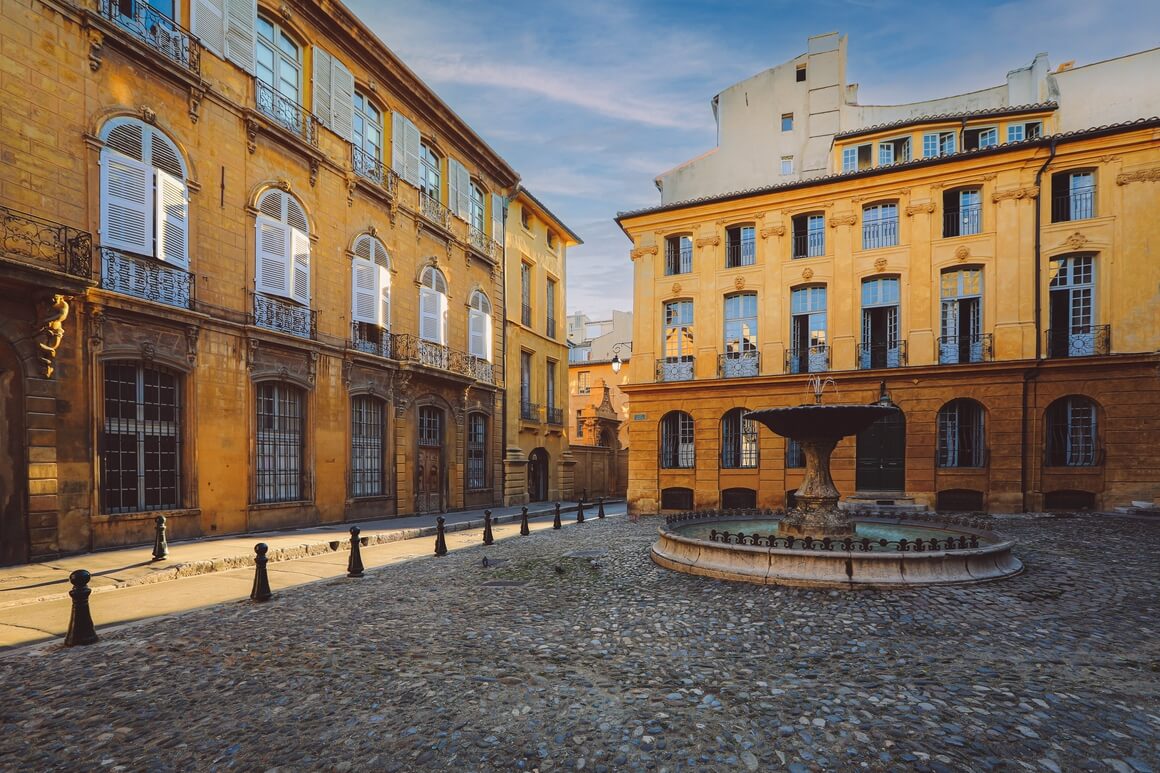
[520,401,540,421]
[856,340,907,370]
[389,333,494,383]
[938,333,993,364]
[99,0,200,74]
[419,192,452,230]
[664,246,693,275]
[718,350,760,378]
[1046,325,1110,358]
[350,322,391,358]
[467,226,498,260]
[655,357,694,382]
[547,406,564,425]
[785,345,830,374]
[252,293,316,339]
[725,242,755,268]
[464,355,494,384]
[943,206,982,238]
[255,78,318,145]
[101,248,191,308]
[792,232,825,259]
[0,205,92,278]
[1051,189,1096,223]
[862,218,899,250]
[351,146,398,198]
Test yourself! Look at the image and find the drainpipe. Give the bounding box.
[499,197,509,506]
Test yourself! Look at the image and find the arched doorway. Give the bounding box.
[856,404,906,493]
[0,338,27,565]
[416,405,444,513]
[528,447,549,503]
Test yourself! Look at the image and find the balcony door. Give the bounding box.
[1048,255,1095,357]
[860,277,900,368]
[790,286,826,373]
[940,268,982,364]
[856,405,906,493]
[0,340,26,565]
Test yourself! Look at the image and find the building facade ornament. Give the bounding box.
[36,294,70,378]
[1063,232,1089,250]
[759,224,785,238]
[188,85,206,124]
[873,258,888,273]
[801,268,814,281]
[905,202,936,216]
[671,283,682,296]
[630,245,658,260]
[954,246,971,262]
[87,28,104,71]
[1116,167,1160,185]
[829,214,857,228]
[695,234,720,248]
[991,185,1038,202]
[734,276,746,290]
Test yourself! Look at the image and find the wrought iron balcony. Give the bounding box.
[252,293,315,339]
[725,241,755,268]
[719,350,760,378]
[389,333,494,383]
[792,232,825,259]
[938,333,993,364]
[520,401,540,421]
[785,345,830,374]
[351,146,398,197]
[547,406,564,425]
[664,246,693,276]
[463,354,494,384]
[467,226,498,261]
[1051,188,1096,223]
[943,206,982,238]
[99,0,200,74]
[0,205,92,278]
[856,340,907,370]
[350,322,391,358]
[101,248,192,308]
[1046,325,1110,358]
[656,357,694,382]
[862,218,899,250]
[255,78,318,145]
[419,192,452,230]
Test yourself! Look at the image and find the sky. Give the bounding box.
[344,0,1159,320]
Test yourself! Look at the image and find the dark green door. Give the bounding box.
[856,407,906,492]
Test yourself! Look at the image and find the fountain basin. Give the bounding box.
[745,404,897,441]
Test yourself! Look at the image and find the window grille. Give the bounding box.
[721,409,758,468]
[1046,397,1097,466]
[255,382,304,503]
[937,399,985,467]
[419,406,442,447]
[786,438,805,469]
[660,412,695,469]
[466,413,487,490]
[350,396,385,497]
[101,361,181,514]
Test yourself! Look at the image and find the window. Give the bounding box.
[862,202,899,250]
[878,136,911,165]
[963,126,998,151]
[350,396,386,497]
[466,413,487,490]
[190,0,255,71]
[101,361,181,514]
[1048,255,1099,358]
[547,231,557,249]
[923,130,956,158]
[578,370,591,395]
[546,360,557,409]
[469,182,486,234]
[255,16,302,130]
[255,188,310,306]
[795,64,807,82]
[1051,170,1095,222]
[311,46,354,141]
[786,438,805,468]
[418,266,448,344]
[419,405,442,446]
[1007,121,1042,143]
[546,278,557,338]
[937,399,985,468]
[789,286,827,374]
[419,143,441,200]
[1046,396,1098,466]
[791,213,825,258]
[721,408,758,469]
[350,234,391,352]
[520,262,532,326]
[255,381,305,503]
[781,113,794,132]
[664,234,693,275]
[661,299,694,381]
[842,143,872,172]
[576,410,584,438]
[352,92,383,181]
[660,411,695,469]
[725,224,755,268]
[520,205,531,229]
[780,156,794,176]
[722,292,758,377]
[940,267,984,364]
[468,291,492,361]
[943,188,982,237]
[860,277,902,369]
[520,351,534,419]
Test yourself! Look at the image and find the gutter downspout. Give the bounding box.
[499,196,509,507]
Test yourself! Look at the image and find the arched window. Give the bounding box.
[722,293,758,377]
[255,381,305,503]
[660,411,695,469]
[466,413,488,491]
[351,234,390,355]
[255,16,303,133]
[419,266,449,345]
[468,290,492,361]
[99,118,188,267]
[1046,396,1099,467]
[350,395,387,497]
[937,399,985,467]
[721,408,758,469]
[255,188,310,306]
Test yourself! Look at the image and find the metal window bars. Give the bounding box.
[856,340,907,370]
[101,248,192,309]
[1045,325,1110,358]
[718,350,760,378]
[0,205,92,278]
[419,192,452,230]
[252,293,316,339]
[351,146,398,198]
[255,78,319,145]
[938,333,993,364]
[655,357,695,382]
[350,396,385,497]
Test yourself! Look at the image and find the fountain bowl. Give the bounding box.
[745,403,896,441]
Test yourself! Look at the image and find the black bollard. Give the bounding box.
[151,514,168,561]
[598,497,606,519]
[64,569,98,646]
[347,526,364,578]
[250,543,272,602]
[577,498,585,524]
[434,516,448,556]
[483,509,494,546]
[553,502,561,530]
[520,506,530,536]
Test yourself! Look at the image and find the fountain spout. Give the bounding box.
[807,374,836,405]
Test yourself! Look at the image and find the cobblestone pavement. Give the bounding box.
[2,513,1157,772]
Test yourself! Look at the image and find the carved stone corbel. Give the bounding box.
[1116,167,1160,185]
[829,214,857,228]
[695,235,720,249]
[341,357,353,388]
[629,245,658,260]
[307,350,319,385]
[393,371,413,417]
[185,325,200,366]
[189,85,206,124]
[246,338,261,370]
[245,119,260,154]
[89,310,106,347]
[88,28,104,71]
[309,158,320,188]
[905,203,936,217]
[759,225,785,238]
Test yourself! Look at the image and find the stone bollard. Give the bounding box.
[151,515,168,561]
[347,526,365,578]
[64,569,98,646]
[598,497,606,519]
[483,510,494,546]
[553,502,561,530]
[434,516,448,556]
[250,543,272,602]
[577,499,585,524]
[520,506,530,536]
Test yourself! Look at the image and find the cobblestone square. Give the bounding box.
[2,514,1157,772]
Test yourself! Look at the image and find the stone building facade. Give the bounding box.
[0,0,519,562]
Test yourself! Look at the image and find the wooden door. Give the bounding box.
[416,446,441,513]
[856,407,906,493]
[0,362,27,566]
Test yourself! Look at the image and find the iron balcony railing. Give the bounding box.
[656,357,695,382]
[725,241,755,268]
[350,322,392,358]
[547,406,564,425]
[856,340,907,370]
[419,192,452,230]
[467,226,498,260]
[943,206,982,238]
[351,146,398,198]
[1046,325,1110,358]
[252,293,316,339]
[101,248,192,308]
[464,355,494,384]
[255,78,318,145]
[99,0,201,75]
[1051,188,1096,223]
[862,218,899,250]
[0,205,92,278]
[938,333,993,364]
[389,333,494,383]
[664,246,693,275]
[521,303,532,327]
[785,345,830,374]
[520,401,540,421]
[719,350,760,378]
[792,232,825,259]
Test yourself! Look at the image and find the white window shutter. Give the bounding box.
[419,287,438,341]
[455,161,471,221]
[469,308,484,358]
[100,149,153,256]
[448,159,462,219]
[255,215,289,296]
[483,312,493,361]
[191,0,226,58]
[330,57,355,142]
[403,119,421,187]
[438,289,448,344]
[224,0,256,74]
[391,112,406,180]
[290,228,310,305]
[491,193,504,245]
[351,258,378,323]
[155,169,189,267]
[378,265,391,330]
[312,47,334,127]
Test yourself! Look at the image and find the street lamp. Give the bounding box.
[610,343,626,374]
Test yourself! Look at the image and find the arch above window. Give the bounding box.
[351,233,390,329]
[352,233,390,268]
[420,265,448,293]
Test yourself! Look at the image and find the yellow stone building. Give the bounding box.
[619,107,1160,514]
[502,188,581,505]
[0,0,521,562]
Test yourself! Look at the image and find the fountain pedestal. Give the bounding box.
[779,436,854,538]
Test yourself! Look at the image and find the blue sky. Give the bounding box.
[345,0,1159,319]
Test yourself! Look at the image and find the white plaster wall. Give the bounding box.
[1052,48,1160,132]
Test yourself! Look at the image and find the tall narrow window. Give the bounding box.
[419,143,441,201]
[469,182,486,235]
[781,113,794,132]
[520,262,532,326]
[1045,396,1098,467]
[721,408,758,469]
[862,202,899,249]
[466,413,487,490]
[786,438,805,469]
[350,233,391,356]
[520,351,534,420]
[792,213,825,258]
[578,370,591,395]
[101,361,181,514]
[467,290,492,361]
[419,406,442,446]
[350,395,386,497]
[660,299,694,381]
[660,411,695,469]
[789,287,827,374]
[352,92,383,182]
[255,382,304,503]
[418,266,448,345]
[937,399,985,467]
[860,277,902,369]
[940,267,984,364]
[546,278,557,338]
[1048,255,1100,357]
[664,235,693,275]
[255,16,302,133]
[722,292,758,377]
[725,224,755,268]
[546,360,557,411]
[1051,170,1095,222]
[255,188,310,306]
[943,188,982,237]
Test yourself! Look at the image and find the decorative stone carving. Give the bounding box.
[829,214,857,228]
[88,28,104,71]
[140,341,156,363]
[954,246,970,262]
[991,185,1038,202]
[873,258,888,273]
[394,371,413,417]
[275,178,292,192]
[309,158,320,188]
[760,224,785,238]
[245,119,260,154]
[36,294,70,378]
[734,276,746,290]
[1063,232,1089,250]
[188,85,206,124]
[307,350,319,385]
[185,326,199,366]
[905,202,936,216]
[141,106,157,125]
[89,310,106,346]
[695,235,720,248]
[671,283,682,296]
[801,268,814,281]
[278,3,292,20]
[1098,154,1121,164]
[1116,167,1160,185]
[630,245,658,259]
